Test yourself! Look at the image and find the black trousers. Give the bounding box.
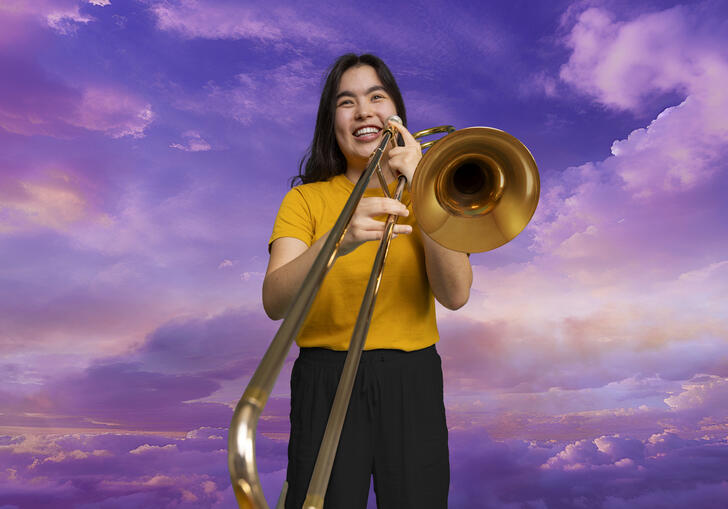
[285,345,449,509]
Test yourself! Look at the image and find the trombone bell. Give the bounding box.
[411,127,539,253]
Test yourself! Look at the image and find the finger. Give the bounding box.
[354,217,388,230]
[361,197,409,216]
[356,229,391,242]
[388,146,420,158]
[388,120,419,147]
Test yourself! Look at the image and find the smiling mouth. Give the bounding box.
[353,126,381,137]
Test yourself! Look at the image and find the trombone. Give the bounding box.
[228,117,539,509]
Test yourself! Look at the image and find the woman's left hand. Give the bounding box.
[385,120,421,185]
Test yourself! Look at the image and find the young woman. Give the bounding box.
[263,53,472,509]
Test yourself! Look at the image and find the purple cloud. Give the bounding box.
[1,307,288,432]
[148,0,336,43]
[0,426,286,508]
[0,55,153,139]
[0,0,106,35]
[2,424,726,509]
[448,428,728,508]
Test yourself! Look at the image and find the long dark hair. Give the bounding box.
[291,54,407,186]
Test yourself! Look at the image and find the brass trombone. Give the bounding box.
[228,117,539,509]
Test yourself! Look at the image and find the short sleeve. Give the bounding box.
[269,187,315,250]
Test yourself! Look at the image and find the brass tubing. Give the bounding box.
[302,175,407,509]
[414,125,455,150]
[228,125,397,509]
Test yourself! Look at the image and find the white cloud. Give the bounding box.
[664,375,728,417]
[170,130,212,152]
[129,443,178,454]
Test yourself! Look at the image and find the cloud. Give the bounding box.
[448,428,728,508]
[217,259,234,268]
[132,308,277,377]
[0,306,286,431]
[0,0,109,35]
[0,54,154,138]
[11,361,231,431]
[0,169,112,233]
[559,5,728,197]
[441,366,728,443]
[170,130,212,152]
[560,6,718,112]
[664,374,728,419]
[70,87,154,138]
[0,2,152,140]
[3,423,726,509]
[603,482,728,509]
[0,426,284,508]
[148,0,334,44]
[129,443,179,454]
[172,59,319,126]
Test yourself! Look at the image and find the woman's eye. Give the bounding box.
[338,99,353,107]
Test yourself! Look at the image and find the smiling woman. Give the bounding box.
[261,53,473,509]
[290,54,407,186]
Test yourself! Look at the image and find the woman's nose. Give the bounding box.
[355,102,372,120]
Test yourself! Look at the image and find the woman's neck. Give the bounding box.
[344,155,395,189]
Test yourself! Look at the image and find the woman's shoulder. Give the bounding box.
[290,174,349,198]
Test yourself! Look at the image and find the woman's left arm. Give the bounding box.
[420,233,472,309]
[387,121,473,309]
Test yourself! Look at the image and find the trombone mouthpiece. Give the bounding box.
[387,115,402,125]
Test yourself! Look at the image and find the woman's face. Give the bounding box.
[334,65,397,172]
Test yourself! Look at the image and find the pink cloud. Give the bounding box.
[561,6,707,111]
[69,86,154,138]
[0,169,111,233]
[0,0,109,35]
[0,56,154,138]
[439,347,728,442]
[559,6,728,196]
[441,259,728,391]
[0,3,151,140]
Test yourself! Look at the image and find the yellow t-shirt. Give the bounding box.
[269,174,439,351]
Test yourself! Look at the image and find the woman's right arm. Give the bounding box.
[262,197,411,320]
[262,234,330,320]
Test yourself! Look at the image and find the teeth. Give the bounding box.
[354,127,380,137]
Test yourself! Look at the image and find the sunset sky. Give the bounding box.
[1,0,727,507]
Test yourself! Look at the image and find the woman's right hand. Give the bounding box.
[338,197,412,256]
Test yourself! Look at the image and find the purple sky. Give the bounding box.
[2,0,728,508]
